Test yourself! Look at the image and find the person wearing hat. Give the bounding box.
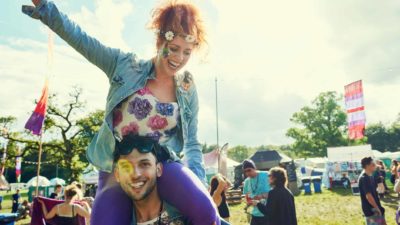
[242,159,270,225]
[11,189,21,213]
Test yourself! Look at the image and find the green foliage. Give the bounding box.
[365,114,400,151]
[0,88,104,183]
[227,145,255,162]
[286,91,348,157]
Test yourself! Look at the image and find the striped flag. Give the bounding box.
[24,79,49,136]
[16,156,22,183]
[344,80,366,139]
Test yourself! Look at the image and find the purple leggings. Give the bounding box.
[91,162,220,225]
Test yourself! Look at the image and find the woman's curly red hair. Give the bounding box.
[149,0,206,49]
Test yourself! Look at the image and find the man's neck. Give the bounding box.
[133,189,163,223]
[365,169,373,176]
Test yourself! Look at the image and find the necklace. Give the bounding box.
[135,200,164,225]
[157,201,164,225]
[250,173,259,194]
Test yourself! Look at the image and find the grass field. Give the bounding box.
[2,187,399,225]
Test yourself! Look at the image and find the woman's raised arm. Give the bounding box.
[22,0,121,79]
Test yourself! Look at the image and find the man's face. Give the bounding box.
[366,161,377,173]
[244,168,257,178]
[56,187,62,193]
[114,149,162,201]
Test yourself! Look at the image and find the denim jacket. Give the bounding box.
[22,0,206,182]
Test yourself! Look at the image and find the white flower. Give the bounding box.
[185,34,195,43]
[165,31,174,41]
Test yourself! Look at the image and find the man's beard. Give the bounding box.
[123,176,157,202]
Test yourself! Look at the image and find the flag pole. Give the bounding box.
[35,133,43,196]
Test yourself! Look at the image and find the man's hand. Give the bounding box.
[32,0,41,6]
[250,200,260,206]
[373,207,382,216]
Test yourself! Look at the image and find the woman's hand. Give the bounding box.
[32,0,41,6]
[37,199,45,205]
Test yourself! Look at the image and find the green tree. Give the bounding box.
[227,145,255,162]
[0,88,104,182]
[286,91,348,157]
[365,122,389,151]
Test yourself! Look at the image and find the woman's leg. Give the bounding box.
[158,162,220,225]
[91,171,133,225]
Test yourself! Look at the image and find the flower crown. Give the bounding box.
[156,30,196,43]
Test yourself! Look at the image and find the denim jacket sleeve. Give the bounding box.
[184,86,207,183]
[22,0,120,78]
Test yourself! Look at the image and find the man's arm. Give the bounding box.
[366,193,381,215]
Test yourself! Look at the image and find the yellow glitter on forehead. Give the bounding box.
[117,159,134,175]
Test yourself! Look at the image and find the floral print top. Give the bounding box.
[113,87,180,143]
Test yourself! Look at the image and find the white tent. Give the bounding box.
[82,165,99,184]
[50,178,66,186]
[328,145,373,162]
[0,175,10,190]
[27,176,51,187]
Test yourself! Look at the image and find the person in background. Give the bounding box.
[16,200,31,221]
[377,161,388,193]
[242,159,270,225]
[359,157,386,225]
[71,182,84,200]
[11,189,21,213]
[341,173,351,189]
[50,184,63,200]
[0,194,3,210]
[37,184,91,225]
[251,167,297,225]
[391,160,399,184]
[210,174,231,221]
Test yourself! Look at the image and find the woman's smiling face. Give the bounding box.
[157,36,194,76]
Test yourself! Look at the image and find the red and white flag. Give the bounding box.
[344,80,366,139]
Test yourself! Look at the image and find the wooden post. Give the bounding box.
[35,134,43,196]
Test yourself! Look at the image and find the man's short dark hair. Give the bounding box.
[114,135,170,164]
[269,167,288,187]
[55,184,62,189]
[361,157,374,169]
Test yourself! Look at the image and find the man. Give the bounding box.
[11,189,20,213]
[242,159,270,225]
[49,184,62,200]
[16,200,31,221]
[114,135,188,225]
[358,157,386,225]
[252,167,297,225]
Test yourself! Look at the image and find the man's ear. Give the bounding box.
[114,167,120,183]
[156,162,163,178]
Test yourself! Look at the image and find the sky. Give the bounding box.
[1,0,400,147]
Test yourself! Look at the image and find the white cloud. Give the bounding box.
[69,0,134,51]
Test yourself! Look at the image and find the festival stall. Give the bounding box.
[203,148,240,182]
[27,176,51,201]
[82,165,99,197]
[327,145,373,194]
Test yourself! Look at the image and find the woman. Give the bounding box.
[22,0,219,225]
[37,185,91,225]
[252,167,297,225]
[391,160,398,184]
[210,174,231,221]
[377,161,388,193]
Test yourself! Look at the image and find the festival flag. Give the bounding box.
[25,79,49,136]
[16,156,22,183]
[344,80,366,139]
[218,143,229,177]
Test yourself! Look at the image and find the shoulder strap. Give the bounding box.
[57,204,60,215]
[72,204,75,217]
